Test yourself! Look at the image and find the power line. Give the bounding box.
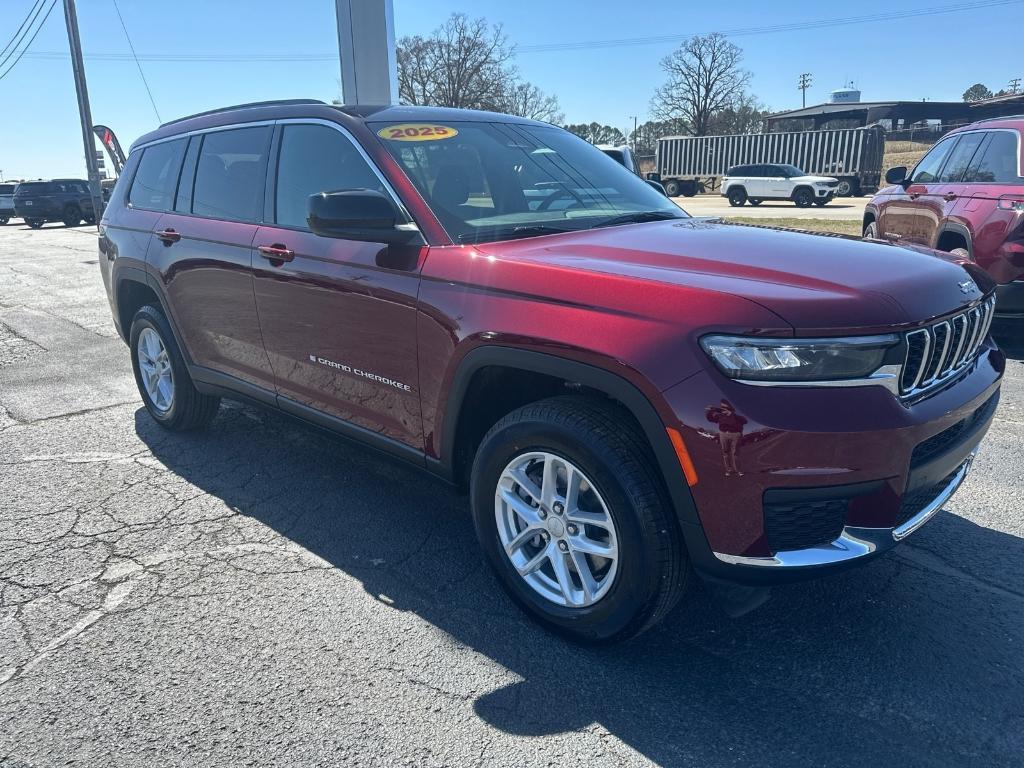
[0,0,58,83]
[516,0,1024,53]
[10,0,1022,64]
[0,0,49,72]
[0,0,45,63]
[110,0,160,122]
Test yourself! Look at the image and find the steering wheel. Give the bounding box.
[534,181,585,212]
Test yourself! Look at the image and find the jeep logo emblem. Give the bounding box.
[958,280,976,295]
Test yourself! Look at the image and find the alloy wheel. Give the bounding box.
[494,451,619,608]
[137,327,174,413]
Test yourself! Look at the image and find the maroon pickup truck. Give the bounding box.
[98,100,1003,642]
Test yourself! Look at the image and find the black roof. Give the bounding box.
[132,100,547,150]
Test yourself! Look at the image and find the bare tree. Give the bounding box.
[498,81,563,123]
[708,94,768,134]
[650,34,751,136]
[396,13,560,120]
[564,122,626,145]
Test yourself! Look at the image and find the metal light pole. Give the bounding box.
[62,0,104,225]
[335,0,397,104]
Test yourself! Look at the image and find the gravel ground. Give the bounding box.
[0,223,1021,767]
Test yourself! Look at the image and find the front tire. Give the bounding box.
[748,198,762,206]
[129,305,220,431]
[62,206,82,228]
[727,188,747,207]
[793,188,814,208]
[863,221,878,240]
[0,216,8,225]
[470,397,688,643]
[26,219,43,229]
[664,180,680,197]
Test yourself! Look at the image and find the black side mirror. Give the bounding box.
[885,166,908,186]
[646,179,668,197]
[646,172,661,183]
[307,189,420,245]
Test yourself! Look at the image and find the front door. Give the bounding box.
[880,135,958,245]
[252,121,424,450]
[916,131,986,249]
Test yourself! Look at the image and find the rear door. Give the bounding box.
[764,165,791,198]
[251,120,424,450]
[144,125,276,393]
[956,129,1024,281]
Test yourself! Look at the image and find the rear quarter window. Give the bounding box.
[0,184,15,194]
[129,139,186,211]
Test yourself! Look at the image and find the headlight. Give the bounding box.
[700,334,899,382]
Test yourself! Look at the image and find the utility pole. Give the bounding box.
[1010,77,1022,95]
[798,73,812,108]
[63,0,103,225]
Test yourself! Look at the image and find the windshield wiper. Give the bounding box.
[457,224,577,244]
[592,211,683,229]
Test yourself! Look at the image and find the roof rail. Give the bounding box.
[159,99,327,128]
[972,113,1024,124]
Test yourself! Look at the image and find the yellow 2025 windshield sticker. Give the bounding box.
[378,124,458,142]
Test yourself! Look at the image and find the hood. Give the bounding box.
[473,219,987,333]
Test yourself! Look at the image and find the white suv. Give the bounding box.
[721,164,839,208]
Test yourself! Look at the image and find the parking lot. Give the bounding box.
[1,224,1022,767]
[676,194,868,221]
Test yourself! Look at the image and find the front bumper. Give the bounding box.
[663,341,1003,586]
[995,279,1024,318]
[712,450,975,569]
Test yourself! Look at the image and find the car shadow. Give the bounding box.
[993,319,1024,361]
[134,404,1023,766]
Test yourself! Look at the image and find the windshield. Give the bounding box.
[371,121,685,244]
[778,164,805,177]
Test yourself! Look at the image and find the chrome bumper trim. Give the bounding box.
[713,452,975,568]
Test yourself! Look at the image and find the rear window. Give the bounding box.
[192,126,271,222]
[16,182,52,193]
[129,139,186,211]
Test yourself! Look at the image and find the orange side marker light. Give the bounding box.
[666,427,699,487]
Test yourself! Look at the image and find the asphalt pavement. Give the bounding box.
[0,223,1021,767]
[675,194,868,221]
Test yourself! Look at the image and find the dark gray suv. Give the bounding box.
[13,179,95,228]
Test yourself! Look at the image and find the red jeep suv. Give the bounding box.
[98,100,1003,642]
[864,117,1024,321]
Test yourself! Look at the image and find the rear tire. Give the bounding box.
[727,188,747,207]
[664,180,680,197]
[129,304,220,431]
[470,396,688,644]
[0,216,8,225]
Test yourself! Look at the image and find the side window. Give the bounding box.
[193,126,271,222]
[274,123,387,229]
[965,131,1022,183]
[129,139,186,211]
[911,138,956,184]
[938,132,986,183]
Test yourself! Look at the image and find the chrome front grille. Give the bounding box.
[899,297,995,397]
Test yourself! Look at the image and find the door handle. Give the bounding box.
[257,243,295,263]
[944,193,958,202]
[155,227,181,244]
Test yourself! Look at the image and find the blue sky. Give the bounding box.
[1,0,1020,180]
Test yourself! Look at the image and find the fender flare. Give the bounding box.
[112,265,193,366]
[433,345,702,530]
[936,222,973,257]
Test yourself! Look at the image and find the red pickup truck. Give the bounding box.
[98,100,1003,642]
